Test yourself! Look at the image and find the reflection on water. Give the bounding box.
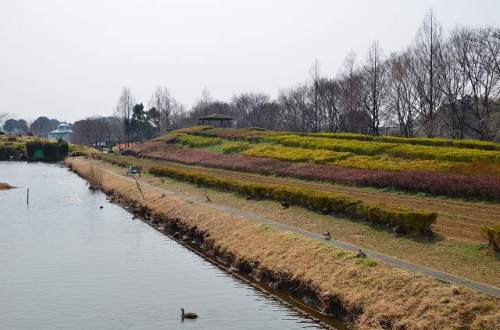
[0,162,322,329]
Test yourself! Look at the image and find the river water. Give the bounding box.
[0,162,324,329]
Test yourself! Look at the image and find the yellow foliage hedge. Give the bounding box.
[243,144,352,163]
[388,144,500,162]
[175,125,213,134]
[334,155,460,173]
[220,142,251,154]
[265,134,500,163]
[265,135,395,155]
[313,132,500,151]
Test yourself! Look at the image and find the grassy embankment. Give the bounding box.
[93,153,500,286]
[125,126,500,243]
[67,157,500,329]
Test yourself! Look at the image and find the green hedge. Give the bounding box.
[177,134,222,147]
[0,142,24,160]
[26,140,69,161]
[148,165,436,233]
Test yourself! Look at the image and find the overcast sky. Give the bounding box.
[1,0,499,123]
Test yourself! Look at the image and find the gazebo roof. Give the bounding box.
[198,113,234,121]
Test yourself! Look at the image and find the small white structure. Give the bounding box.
[48,123,72,141]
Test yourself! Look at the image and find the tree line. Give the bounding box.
[3,11,499,143]
[0,115,61,137]
[113,11,499,142]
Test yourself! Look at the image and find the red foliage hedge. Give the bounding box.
[132,143,500,200]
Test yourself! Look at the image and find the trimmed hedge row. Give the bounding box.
[177,134,222,147]
[146,165,437,233]
[197,127,277,142]
[186,128,500,161]
[266,135,500,163]
[243,144,352,164]
[265,135,397,156]
[312,132,500,151]
[219,142,251,154]
[334,155,462,173]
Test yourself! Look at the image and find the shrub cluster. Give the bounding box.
[243,144,352,163]
[266,135,395,156]
[388,144,500,162]
[312,132,500,151]
[219,141,251,154]
[26,140,69,161]
[279,163,500,200]
[0,142,25,160]
[480,225,500,251]
[196,127,277,142]
[174,125,213,134]
[177,134,222,148]
[153,132,186,143]
[148,165,436,233]
[334,155,460,173]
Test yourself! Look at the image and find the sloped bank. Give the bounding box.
[66,158,500,330]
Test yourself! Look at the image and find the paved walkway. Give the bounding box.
[107,168,500,299]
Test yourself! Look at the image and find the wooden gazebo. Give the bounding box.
[197,114,235,128]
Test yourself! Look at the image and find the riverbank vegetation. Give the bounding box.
[0,135,94,161]
[67,157,500,329]
[0,182,14,190]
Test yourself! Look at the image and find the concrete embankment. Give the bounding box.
[66,157,500,330]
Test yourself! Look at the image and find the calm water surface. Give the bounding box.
[0,162,321,329]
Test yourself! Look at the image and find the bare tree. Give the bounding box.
[387,52,420,137]
[149,86,183,134]
[277,84,310,132]
[449,27,500,139]
[411,9,444,137]
[309,59,323,132]
[318,78,342,132]
[337,52,368,133]
[231,93,275,128]
[114,87,135,146]
[360,41,387,135]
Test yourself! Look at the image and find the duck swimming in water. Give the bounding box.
[181,308,198,320]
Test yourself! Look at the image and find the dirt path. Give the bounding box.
[100,164,500,299]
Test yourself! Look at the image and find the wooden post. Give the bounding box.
[26,188,29,205]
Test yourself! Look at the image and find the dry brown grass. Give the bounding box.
[87,155,103,188]
[67,157,500,329]
[0,182,14,190]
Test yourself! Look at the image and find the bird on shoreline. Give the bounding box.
[181,308,198,320]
